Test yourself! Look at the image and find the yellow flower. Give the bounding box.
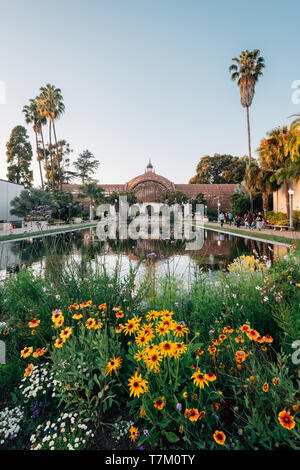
[105,356,122,376]
[60,327,72,339]
[191,370,209,389]
[213,430,226,445]
[73,312,83,320]
[28,318,40,328]
[86,318,96,329]
[20,347,33,359]
[128,371,148,398]
[54,337,66,349]
[129,426,139,442]
[159,341,175,357]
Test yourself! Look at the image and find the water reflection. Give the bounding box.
[0,228,288,282]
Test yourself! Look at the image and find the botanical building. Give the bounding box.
[63,162,237,212]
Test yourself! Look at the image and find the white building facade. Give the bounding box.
[0,179,24,222]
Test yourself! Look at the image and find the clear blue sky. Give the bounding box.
[0,0,299,185]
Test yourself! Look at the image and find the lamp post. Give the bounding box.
[288,188,294,230]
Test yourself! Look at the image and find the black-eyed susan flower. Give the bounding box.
[159,341,175,357]
[136,333,150,348]
[145,350,162,371]
[272,377,279,386]
[191,370,209,389]
[20,347,33,359]
[129,426,139,442]
[155,323,167,336]
[105,355,122,376]
[123,318,140,336]
[154,397,165,410]
[172,323,189,338]
[146,310,159,322]
[128,371,148,398]
[278,410,296,430]
[213,430,226,445]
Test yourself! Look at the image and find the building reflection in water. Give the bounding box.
[0,228,289,281]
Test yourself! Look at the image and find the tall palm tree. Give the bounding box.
[229,49,265,212]
[23,99,48,188]
[37,84,65,190]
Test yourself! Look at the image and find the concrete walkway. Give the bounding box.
[205,222,300,240]
[0,221,98,242]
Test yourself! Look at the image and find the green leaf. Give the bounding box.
[164,431,180,443]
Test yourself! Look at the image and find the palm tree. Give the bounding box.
[37,84,65,190]
[23,99,48,188]
[258,127,291,216]
[229,49,265,212]
[288,114,300,160]
[79,181,104,220]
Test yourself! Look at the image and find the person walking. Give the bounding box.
[219,211,225,227]
[236,215,241,228]
[228,211,233,226]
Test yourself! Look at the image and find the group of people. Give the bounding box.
[219,211,266,231]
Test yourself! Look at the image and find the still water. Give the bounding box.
[0,228,288,283]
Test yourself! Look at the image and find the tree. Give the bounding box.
[74,150,100,184]
[37,84,65,190]
[189,154,246,184]
[157,190,188,205]
[229,49,265,211]
[23,99,48,188]
[10,188,55,218]
[78,182,105,220]
[6,125,33,188]
[244,161,277,218]
[258,127,291,216]
[47,140,74,188]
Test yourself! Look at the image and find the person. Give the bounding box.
[10,223,13,235]
[256,212,264,231]
[219,211,225,227]
[236,215,241,228]
[248,213,253,229]
[228,211,233,226]
[225,212,228,224]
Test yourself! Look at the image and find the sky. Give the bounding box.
[0,0,300,185]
